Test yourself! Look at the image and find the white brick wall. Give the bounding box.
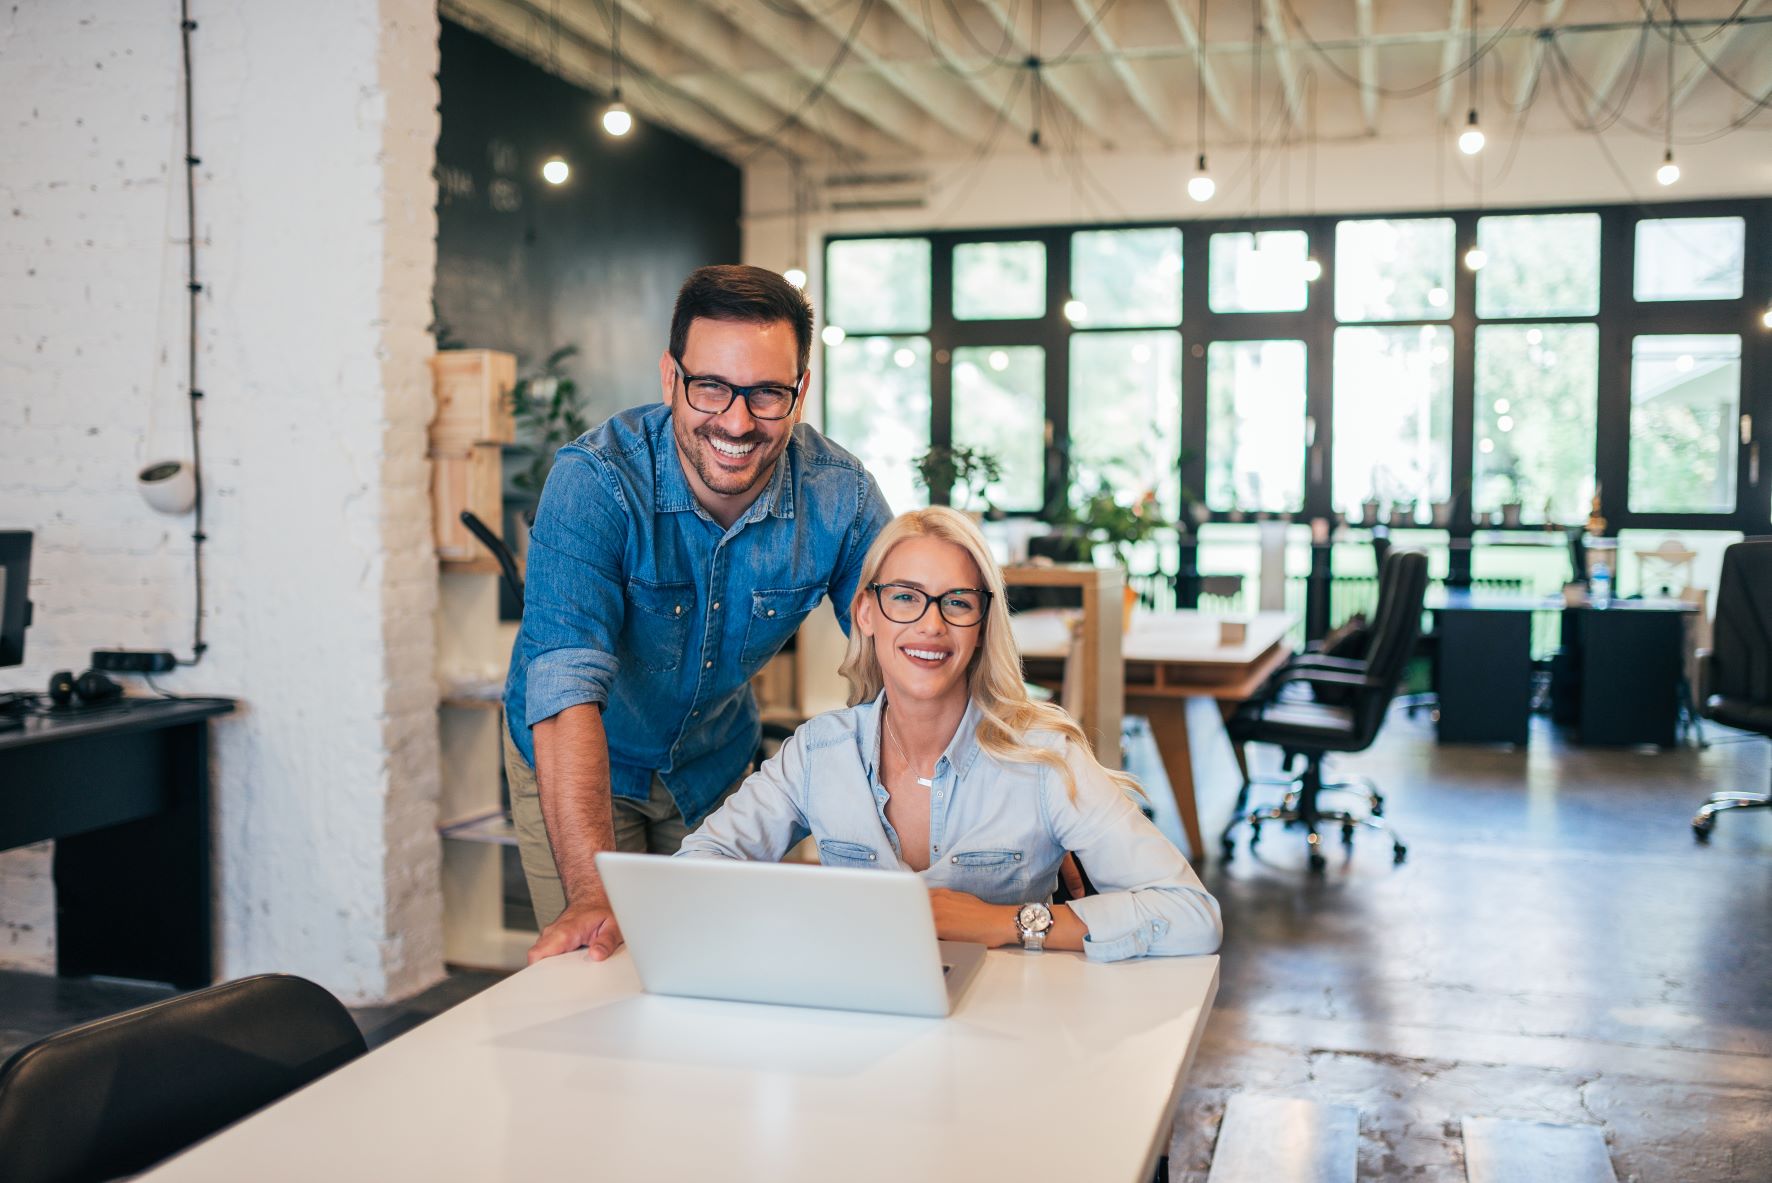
[0,0,445,1004]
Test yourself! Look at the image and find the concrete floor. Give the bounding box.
[1158,703,1772,1183]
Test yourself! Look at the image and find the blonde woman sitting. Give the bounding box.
[679,507,1221,961]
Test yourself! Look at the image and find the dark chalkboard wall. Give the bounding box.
[434,19,741,427]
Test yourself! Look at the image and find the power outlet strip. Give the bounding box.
[91,649,178,674]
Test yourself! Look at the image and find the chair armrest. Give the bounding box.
[1285,654,1369,674]
[1268,666,1382,692]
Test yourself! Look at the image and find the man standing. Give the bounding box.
[503,265,891,962]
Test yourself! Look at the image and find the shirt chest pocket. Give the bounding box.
[739,583,826,669]
[622,578,694,674]
[944,848,1031,902]
[816,839,881,868]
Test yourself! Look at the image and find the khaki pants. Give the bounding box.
[503,726,736,926]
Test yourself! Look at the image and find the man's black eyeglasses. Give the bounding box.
[671,356,803,421]
[868,582,991,627]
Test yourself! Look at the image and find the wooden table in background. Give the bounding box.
[1015,610,1292,862]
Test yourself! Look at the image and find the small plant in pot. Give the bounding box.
[913,445,1003,517]
[510,345,591,496]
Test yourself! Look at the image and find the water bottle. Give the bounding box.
[1589,558,1611,606]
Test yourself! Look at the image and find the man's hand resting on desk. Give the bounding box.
[527,897,624,964]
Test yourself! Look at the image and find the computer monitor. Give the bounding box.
[0,531,33,668]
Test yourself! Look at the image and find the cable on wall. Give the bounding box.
[177,0,208,667]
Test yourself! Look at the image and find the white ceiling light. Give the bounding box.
[783,267,807,289]
[541,157,570,185]
[1464,246,1488,271]
[1302,258,1323,282]
[1188,1,1214,203]
[820,325,845,347]
[603,5,632,137]
[603,101,632,137]
[1458,110,1486,156]
[1188,157,1216,203]
[1063,298,1088,323]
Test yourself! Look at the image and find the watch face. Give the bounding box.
[1018,904,1052,934]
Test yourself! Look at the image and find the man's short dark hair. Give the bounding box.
[669,265,815,375]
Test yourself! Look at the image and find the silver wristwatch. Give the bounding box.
[1015,902,1054,952]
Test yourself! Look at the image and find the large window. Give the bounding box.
[819,200,1768,555]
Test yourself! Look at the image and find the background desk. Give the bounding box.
[0,697,232,987]
[1016,610,1292,861]
[141,947,1220,1182]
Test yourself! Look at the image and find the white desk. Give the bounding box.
[141,949,1219,1182]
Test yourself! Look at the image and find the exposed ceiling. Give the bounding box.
[442,0,1772,166]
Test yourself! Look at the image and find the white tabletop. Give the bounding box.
[1014,607,1293,666]
[141,949,1219,1183]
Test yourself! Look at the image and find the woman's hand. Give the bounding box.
[928,887,1017,947]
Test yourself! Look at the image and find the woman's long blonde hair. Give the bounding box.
[838,507,1141,801]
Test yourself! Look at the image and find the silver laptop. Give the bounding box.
[597,852,988,1018]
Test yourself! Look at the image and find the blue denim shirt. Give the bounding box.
[504,404,891,829]
[678,695,1224,962]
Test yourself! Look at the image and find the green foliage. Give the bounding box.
[913,445,1002,513]
[1052,476,1172,569]
[510,346,589,494]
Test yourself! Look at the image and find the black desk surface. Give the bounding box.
[0,696,234,749]
[1427,589,1700,614]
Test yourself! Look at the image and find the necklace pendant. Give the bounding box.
[916,776,934,788]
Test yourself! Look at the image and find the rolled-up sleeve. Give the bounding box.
[1047,745,1223,962]
[520,449,629,728]
[676,728,812,861]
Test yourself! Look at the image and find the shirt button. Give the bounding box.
[704,660,713,669]
[766,609,777,617]
[691,710,700,717]
[713,601,721,610]
[674,605,682,616]
[868,853,876,861]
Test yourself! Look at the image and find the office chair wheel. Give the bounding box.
[1392,841,1408,863]
[1248,820,1263,850]
[1307,849,1327,873]
[1692,815,1714,843]
[1220,833,1237,862]
[1340,823,1355,848]
[1370,793,1386,816]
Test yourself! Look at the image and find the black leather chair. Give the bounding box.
[1692,537,1772,840]
[0,973,366,1183]
[1222,550,1429,872]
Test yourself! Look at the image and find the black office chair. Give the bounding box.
[1221,550,1429,872]
[1692,537,1772,841]
[0,973,366,1183]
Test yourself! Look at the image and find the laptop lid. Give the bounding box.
[597,852,983,1019]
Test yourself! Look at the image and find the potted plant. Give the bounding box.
[509,345,590,496]
[913,445,1002,516]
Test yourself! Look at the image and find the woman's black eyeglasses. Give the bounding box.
[671,356,802,421]
[868,582,991,627]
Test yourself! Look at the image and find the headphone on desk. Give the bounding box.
[47,669,124,707]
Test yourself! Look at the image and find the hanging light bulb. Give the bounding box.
[1063,298,1089,323]
[783,267,807,289]
[1458,110,1486,156]
[1188,155,1216,203]
[1762,304,1772,330]
[603,5,632,137]
[1464,245,1488,271]
[1656,149,1680,187]
[541,156,570,185]
[1302,257,1323,282]
[820,325,845,347]
[603,99,632,137]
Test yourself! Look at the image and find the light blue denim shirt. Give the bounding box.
[679,695,1224,962]
[503,404,892,829]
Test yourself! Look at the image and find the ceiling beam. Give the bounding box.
[441,0,833,162]
[1157,0,1237,131]
[1582,26,1644,123]
[1671,0,1767,111]
[776,0,1001,147]
[874,0,1034,141]
[1354,0,1379,133]
[1067,0,1176,144]
[972,0,1115,145]
[1259,0,1306,130]
[1512,0,1565,112]
[1437,0,1470,124]
[635,0,950,156]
